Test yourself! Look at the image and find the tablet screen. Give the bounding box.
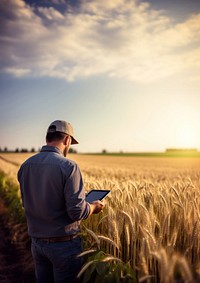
[86,190,110,203]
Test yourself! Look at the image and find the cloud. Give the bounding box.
[37,6,65,20]
[0,0,200,83]
[5,67,31,77]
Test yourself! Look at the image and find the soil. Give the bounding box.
[0,199,35,283]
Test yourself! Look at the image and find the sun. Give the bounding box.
[176,125,198,148]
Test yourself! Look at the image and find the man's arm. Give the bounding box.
[64,162,105,221]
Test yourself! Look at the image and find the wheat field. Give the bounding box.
[0,153,200,282]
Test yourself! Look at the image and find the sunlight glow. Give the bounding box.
[176,125,198,148]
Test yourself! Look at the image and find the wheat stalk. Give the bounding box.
[84,227,100,249]
[97,235,120,251]
[178,257,193,282]
[77,259,98,278]
[77,249,97,257]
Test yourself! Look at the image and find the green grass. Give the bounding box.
[0,171,25,223]
[85,151,200,158]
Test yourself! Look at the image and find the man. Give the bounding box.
[18,120,104,283]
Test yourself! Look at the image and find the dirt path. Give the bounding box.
[0,199,35,283]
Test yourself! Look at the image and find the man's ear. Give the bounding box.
[64,135,70,146]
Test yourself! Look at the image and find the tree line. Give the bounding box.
[0,147,77,154]
[0,147,37,153]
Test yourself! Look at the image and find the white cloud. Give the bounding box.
[38,6,65,20]
[0,0,200,83]
[5,67,31,77]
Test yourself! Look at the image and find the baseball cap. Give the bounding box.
[47,120,79,144]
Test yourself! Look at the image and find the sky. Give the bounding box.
[0,0,200,153]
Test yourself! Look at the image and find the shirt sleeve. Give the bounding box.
[64,163,90,221]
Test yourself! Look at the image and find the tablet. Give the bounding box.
[86,189,110,203]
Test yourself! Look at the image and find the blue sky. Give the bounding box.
[0,0,200,153]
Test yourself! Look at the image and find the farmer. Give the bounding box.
[17,120,104,283]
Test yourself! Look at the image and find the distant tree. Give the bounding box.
[69,148,77,154]
[0,147,2,152]
[15,148,19,153]
[30,147,35,153]
[166,148,198,152]
[4,147,8,152]
[21,148,28,153]
[102,149,107,154]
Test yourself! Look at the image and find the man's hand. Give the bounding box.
[89,200,105,215]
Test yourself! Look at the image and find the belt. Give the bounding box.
[36,234,78,243]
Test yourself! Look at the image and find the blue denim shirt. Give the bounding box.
[17,146,90,237]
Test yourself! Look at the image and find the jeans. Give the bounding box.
[31,236,83,283]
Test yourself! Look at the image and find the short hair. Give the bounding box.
[46,131,66,142]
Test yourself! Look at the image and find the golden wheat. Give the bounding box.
[1,153,200,282]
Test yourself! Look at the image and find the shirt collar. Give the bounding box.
[40,145,63,155]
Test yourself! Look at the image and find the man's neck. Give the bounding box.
[46,142,64,154]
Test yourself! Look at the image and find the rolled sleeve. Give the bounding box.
[64,163,90,221]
